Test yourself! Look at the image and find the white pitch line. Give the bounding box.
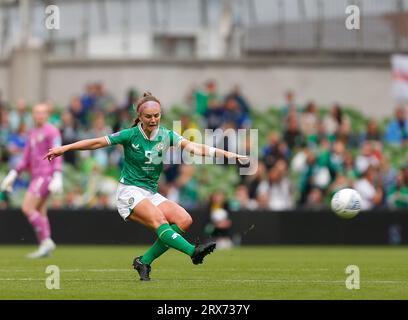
[0,268,332,273]
[0,278,406,284]
[62,269,131,272]
[0,269,131,272]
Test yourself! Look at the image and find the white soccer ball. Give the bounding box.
[331,188,362,219]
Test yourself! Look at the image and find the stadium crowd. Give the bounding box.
[1,82,408,223]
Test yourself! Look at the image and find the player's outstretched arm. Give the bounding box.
[44,137,109,161]
[180,140,249,165]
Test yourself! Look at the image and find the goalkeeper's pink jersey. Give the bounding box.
[15,123,62,178]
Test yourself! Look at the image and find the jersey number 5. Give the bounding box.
[145,151,153,164]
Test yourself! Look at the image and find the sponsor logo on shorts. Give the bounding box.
[128,197,135,205]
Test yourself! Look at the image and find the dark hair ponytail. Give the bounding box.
[131,118,139,128]
[131,91,161,128]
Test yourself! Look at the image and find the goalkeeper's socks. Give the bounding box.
[27,211,48,242]
[141,224,185,265]
[156,223,195,257]
[40,215,51,240]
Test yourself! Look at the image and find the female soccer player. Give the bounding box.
[44,92,248,281]
[1,103,63,258]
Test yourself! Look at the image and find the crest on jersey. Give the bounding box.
[155,142,164,151]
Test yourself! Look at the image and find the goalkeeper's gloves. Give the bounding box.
[0,170,18,193]
[48,171,63,194]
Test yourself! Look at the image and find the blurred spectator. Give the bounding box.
[179,114,200,142]
[192,86,207,116]
[81,161,117,208]
[9,99,32,132]
[387,168,408,209]
[184,85,197,110]
[226,85,251,128]
[303,187,327,210]
[49,195,64,209]
[6,122,27,169]
[262,132,280,169]
[69,96,89,128]
[355,141,380,175]
[283,112,304,149]
[93,82,115,113]
[241,133,256,161]
[113,109,132,132]
[354,165,384,210]
[162,147,181,186]
[328,140,346,179]
[227,85,250,113]
[80,83,97,114]
[280,90,300,118]
[114,88,138,131]
[88,112,112,168]
[0,190,9,209]
[298,149,330,205]
[385,105,408,146]
[379,155,398,197]
[223,97,242,129]
[314,121,329,147]
[205,80,220,102]
[262,132,289,169]
[204,99,224,130]
[64,188,83,209]
[290,148,306,174]
[121,87,139,113]
[206,191,233,249]
[241,160,266,200]
[60,111,79,167]
[322,104,351,142]
[256,160,294,211]
[194,79,220,117]
[361,118,382,144]
[93,192,112,210]
[173,164,199,210]
[300,101,320,145]
[339,151,358,181]
[276,141,290,163]
[88,111,112,137]
[47,102,62,127]
[229,184,258,211]
[0,108,11,162]
[218,121,238,155]
[328,173,353,197]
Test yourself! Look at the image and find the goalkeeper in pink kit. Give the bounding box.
[1,103,63,258]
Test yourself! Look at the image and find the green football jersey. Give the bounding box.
[105,123,184,193]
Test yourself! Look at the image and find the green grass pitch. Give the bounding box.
[0,245,407,300]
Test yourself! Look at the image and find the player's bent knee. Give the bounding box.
[179,214,193,231]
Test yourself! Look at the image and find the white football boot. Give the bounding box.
[27,238,56,259]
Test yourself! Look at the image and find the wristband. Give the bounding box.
[208,147,216,157]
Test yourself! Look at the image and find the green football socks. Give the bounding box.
[141,224,193,265]
[156,223,195,257]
